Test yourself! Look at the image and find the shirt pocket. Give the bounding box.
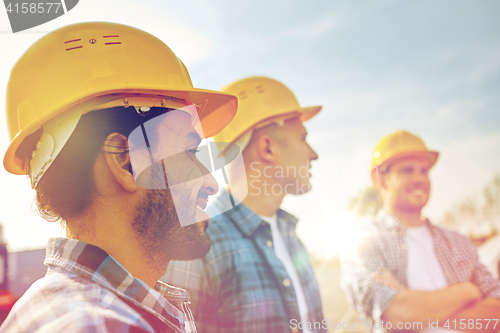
[216,300,287,333]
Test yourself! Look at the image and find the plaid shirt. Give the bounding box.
[340,209,500,330]
[162,189,326,333]
[0,237,197,333]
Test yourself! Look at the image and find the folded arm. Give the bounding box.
[447,298,500,333]
[379,277,481,324]
[376,268,500,332]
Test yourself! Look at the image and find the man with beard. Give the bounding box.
[163,76,326,333]
[0,22,237,333]
[340,130,500,333]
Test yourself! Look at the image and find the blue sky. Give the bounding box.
[1,0,499,257]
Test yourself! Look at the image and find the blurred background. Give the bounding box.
[1,0,499,330]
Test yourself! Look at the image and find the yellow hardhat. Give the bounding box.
[213,76,321,156]
[4,22,237,176]
[371,130,439,172]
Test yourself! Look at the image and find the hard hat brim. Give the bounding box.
[217,104,322,157]
[377,150,439,171]
[299,105,322,122]
[4,87,237,175]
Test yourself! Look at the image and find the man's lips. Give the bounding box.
[407,188,428,195]
[195,190,210,231]
[196,200,207,211]
[196,190,209,210]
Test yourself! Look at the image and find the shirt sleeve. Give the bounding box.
[469,246,500,299]
[0,300,155,333]
[162,258,217,333]
[441,230,500,300]
[339,235,399,322]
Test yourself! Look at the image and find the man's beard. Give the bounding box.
[132,187,211,271]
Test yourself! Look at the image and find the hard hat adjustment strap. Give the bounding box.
[30,133,55,189]
[134,106,151,114]
[30,108,83,189]
[28,95,202,188]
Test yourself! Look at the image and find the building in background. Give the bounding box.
[0,226,17,323]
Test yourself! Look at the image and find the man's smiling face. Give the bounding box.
[381,156,432,213]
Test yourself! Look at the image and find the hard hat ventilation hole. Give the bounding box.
[238,91,248,100]
[103,35,121,45]
[64,38,83,51]
[255,85,265,94]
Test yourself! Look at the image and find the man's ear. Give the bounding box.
[103,133,137,193]
[371,167,388,191]
[255,134,277,163]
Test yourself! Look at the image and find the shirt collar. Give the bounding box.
[213,188,299,236]
[44,237,188,331]
[375,209,434,233]
[375,209,402,230]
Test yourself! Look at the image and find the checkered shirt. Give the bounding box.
[0,237,197,333]
[340,209,500,330]
[162,188,326,333]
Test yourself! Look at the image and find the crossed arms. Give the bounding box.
[340,232,500,333]
[374,268,500,333]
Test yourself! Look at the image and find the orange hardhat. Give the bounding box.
[4,22,237,181]
[213,76,321,156]
[371,130,439,173]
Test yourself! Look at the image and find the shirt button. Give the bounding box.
[261,222,266,226]
[283,278,291,287]
[266,240,273,248]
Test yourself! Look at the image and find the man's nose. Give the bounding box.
[201,166,219,195]
[309,145,319,161]
[413,170,430,184]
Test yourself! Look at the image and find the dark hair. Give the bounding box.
[16,106,169,223]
